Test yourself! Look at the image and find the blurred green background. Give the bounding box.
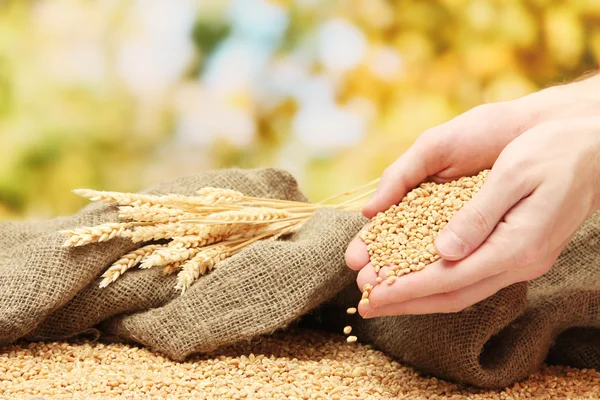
[0,0,599,220]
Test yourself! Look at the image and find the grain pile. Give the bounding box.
[360,170,489,279]
[344,171,490,339]
[1,330,599,400]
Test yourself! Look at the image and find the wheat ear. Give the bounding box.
[175,246,229,294]
[99,244,164,288]
[61,223,131,247]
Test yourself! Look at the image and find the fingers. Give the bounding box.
[362,133,446,218]
[356,265,394,290]
[360,244,563,317]
[365,193,555,309]
[360,270,511,317]
[345,236,370,271]
[356,264,378,290]
[345,223,372,271]
[365,203,535,308]
[434,169,532,261]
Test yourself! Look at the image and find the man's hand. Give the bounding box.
[346,73,600,317]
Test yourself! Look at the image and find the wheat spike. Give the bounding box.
[139,246,202,269]
[118,204,190,223]
[126,223,208,243]
[198,207,293,224]
[67,179,379,290]
[196,187,244,204]
[162,261,183,275]
[61,223,131,247]
[175,247,228,294]
[99,244,164,288]
[74,189,243,208]
[74,189,165,207]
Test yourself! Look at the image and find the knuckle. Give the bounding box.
[518,243,543,266]
[381,166,394,181]
[466,102,506,120]
[469,103,494,116]
[521,261,552,281]
[509,223,548,262]
[504,230,546,267]
[462,204,491,236]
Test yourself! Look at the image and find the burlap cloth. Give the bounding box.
[0,168,599,389]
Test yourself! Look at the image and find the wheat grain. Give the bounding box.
[61,223,131,247]
[162,261,183,275]
[360,170,488,277]
[3,332,598,399]
[99,244,164,288]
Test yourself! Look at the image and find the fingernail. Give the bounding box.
[435,229,466,258]
[363,309,376,319]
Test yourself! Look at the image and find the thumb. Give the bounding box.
[362,133,446,218]
[434,170,525,261]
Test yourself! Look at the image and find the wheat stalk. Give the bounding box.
[65,178,380,291]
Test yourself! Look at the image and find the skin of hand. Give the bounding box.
[345,73,600,318]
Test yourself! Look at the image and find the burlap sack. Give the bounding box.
[0,168,365,360]
[318,211,600,388]
[4,166,600,389]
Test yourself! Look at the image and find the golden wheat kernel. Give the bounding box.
[426,244,437,255]
[376,277,384,284]
[343,326,352,335]
[386,276,397,285]
[359,299,370,306]
[346,307,357,315]
[346,336,358,343]
[384,270,394,278]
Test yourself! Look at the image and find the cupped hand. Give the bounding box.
[345,74,600,317]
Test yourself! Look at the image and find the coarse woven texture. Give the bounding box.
[0,168,365,361]
[325,210,600,388]
[2,330,600,400]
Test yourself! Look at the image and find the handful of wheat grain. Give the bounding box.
[61,182,378,293]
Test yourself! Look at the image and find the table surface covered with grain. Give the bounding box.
[1,329,598,399]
